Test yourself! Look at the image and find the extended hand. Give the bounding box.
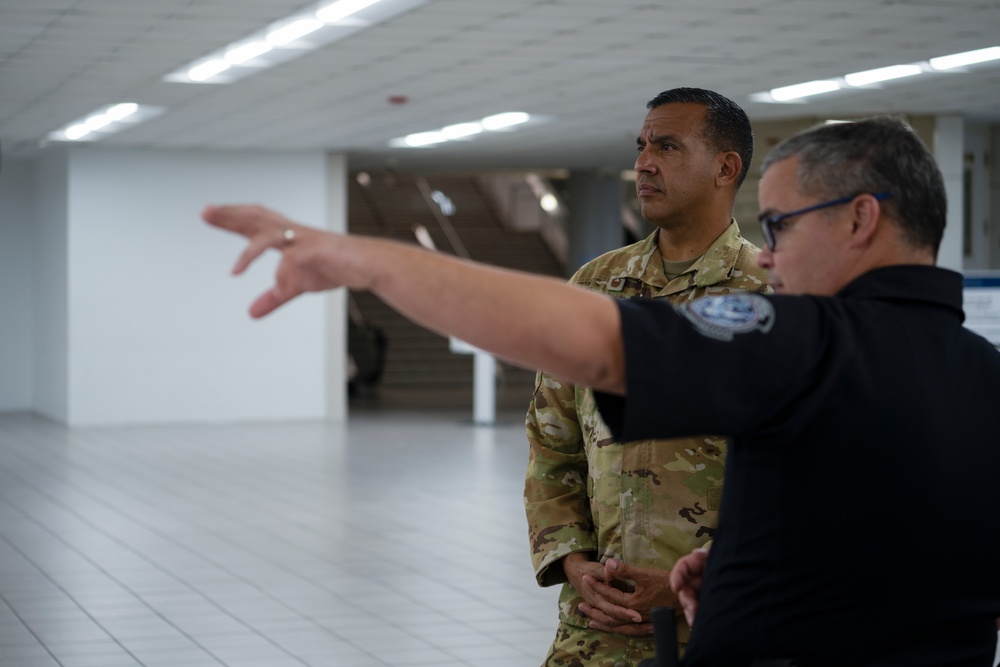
[669,548,709,627]
[203,204,368,318]
[577,558,677,635]
[203,203,627,395]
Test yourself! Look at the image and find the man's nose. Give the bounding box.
[756,245,773,269]
[635,147,655,173]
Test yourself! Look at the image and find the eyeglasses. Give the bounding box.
[758,192,892,251]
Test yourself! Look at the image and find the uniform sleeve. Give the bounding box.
[597,294,828,442]
[524,371,597,587]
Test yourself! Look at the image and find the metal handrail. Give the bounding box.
[414,176,471,259]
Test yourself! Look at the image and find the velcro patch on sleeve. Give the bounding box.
[678,294,775,341]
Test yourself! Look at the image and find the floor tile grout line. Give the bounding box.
[2,418,547,631]
[0,426,517,665]
[0,432,488,661]
[0,468,299,667]
[0,412,558,666]
[0,588,70,667]
[0,531,153,667]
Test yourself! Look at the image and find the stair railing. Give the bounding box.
[414,176,471,259]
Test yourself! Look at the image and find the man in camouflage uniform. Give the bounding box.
[525,88,770,667]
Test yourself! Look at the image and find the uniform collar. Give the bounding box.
[629,220,748,296]
[836,265,966,322]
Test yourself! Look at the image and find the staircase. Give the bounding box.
[347,172,565,410]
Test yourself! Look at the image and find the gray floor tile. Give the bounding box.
[0,411,559,667]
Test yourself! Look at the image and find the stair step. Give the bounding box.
[348,173,561,407]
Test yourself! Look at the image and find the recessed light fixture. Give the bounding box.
[769,80,842,102]
[403,131,448,147]
[929,46,1000,70]
[316,0,382,23]
[266,18,324,47]
[441,122,483,139]
[844,64,923,87]
[164,0,427,85]
[391,112,533,149]
[754,45,1000,103]
[188,59,231,82]
[225,41,273,65]
[481,112,531,130]
[47,104,165,142]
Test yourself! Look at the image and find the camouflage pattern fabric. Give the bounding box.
[525,222,770,666]
[544,622,656,667]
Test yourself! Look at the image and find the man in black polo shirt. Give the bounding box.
[205,117,1000,666]
[599,118,1000,666]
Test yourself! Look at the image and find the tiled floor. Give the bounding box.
[4,408,997,667]
[0,408,558,667]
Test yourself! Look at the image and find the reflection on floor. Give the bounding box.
[0,408,558,667]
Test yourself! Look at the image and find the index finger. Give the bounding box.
[202,204,269,236]
[203,204,288,275]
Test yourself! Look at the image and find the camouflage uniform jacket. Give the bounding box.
[524,221,769,638]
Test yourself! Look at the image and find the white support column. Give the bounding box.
[449,337,496,425]
[472,349,497,426]
[934,115,965,272]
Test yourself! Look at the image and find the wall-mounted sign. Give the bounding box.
[964,273,1000,347]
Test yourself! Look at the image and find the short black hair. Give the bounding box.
[762,116,946,255]
[646,87,755,188]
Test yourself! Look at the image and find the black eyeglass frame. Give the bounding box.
[758,192,893,251]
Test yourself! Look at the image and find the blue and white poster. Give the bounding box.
[964,273,1000,347]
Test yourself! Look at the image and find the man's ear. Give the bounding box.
[848,193,883,247]
[716,152,742,189]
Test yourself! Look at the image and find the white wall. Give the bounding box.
[325,153,348,423]
[964,125,991,270]
[33,150,71,422]
[59,146,331,426]
[935,116,964,272]
[0,159,36,412]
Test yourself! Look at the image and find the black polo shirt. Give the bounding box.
[596,265,1000,667]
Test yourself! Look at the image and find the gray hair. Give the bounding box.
[761,116,946,254]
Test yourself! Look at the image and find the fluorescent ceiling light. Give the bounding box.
[929,46,1000,70]
[844,64,923,87]
[48,104,165,142]
[64,124,91,141]
[755,44,1000,105]
[226,41,273,64]
[769,80,841,102]
[441,122,483,139]
[164,0,427,84]
[482,112,530,130]
[106,103,138,120]
[266,18,324,46]
[188,59,231,82]
[317,0,382,23]
[404,131,448,147]
[85,114,113,131]
[392,112,536,149]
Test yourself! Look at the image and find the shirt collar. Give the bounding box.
[837,265,965,322]
[629,220,748,294]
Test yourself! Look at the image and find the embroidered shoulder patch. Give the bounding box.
[678,294,775,341]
